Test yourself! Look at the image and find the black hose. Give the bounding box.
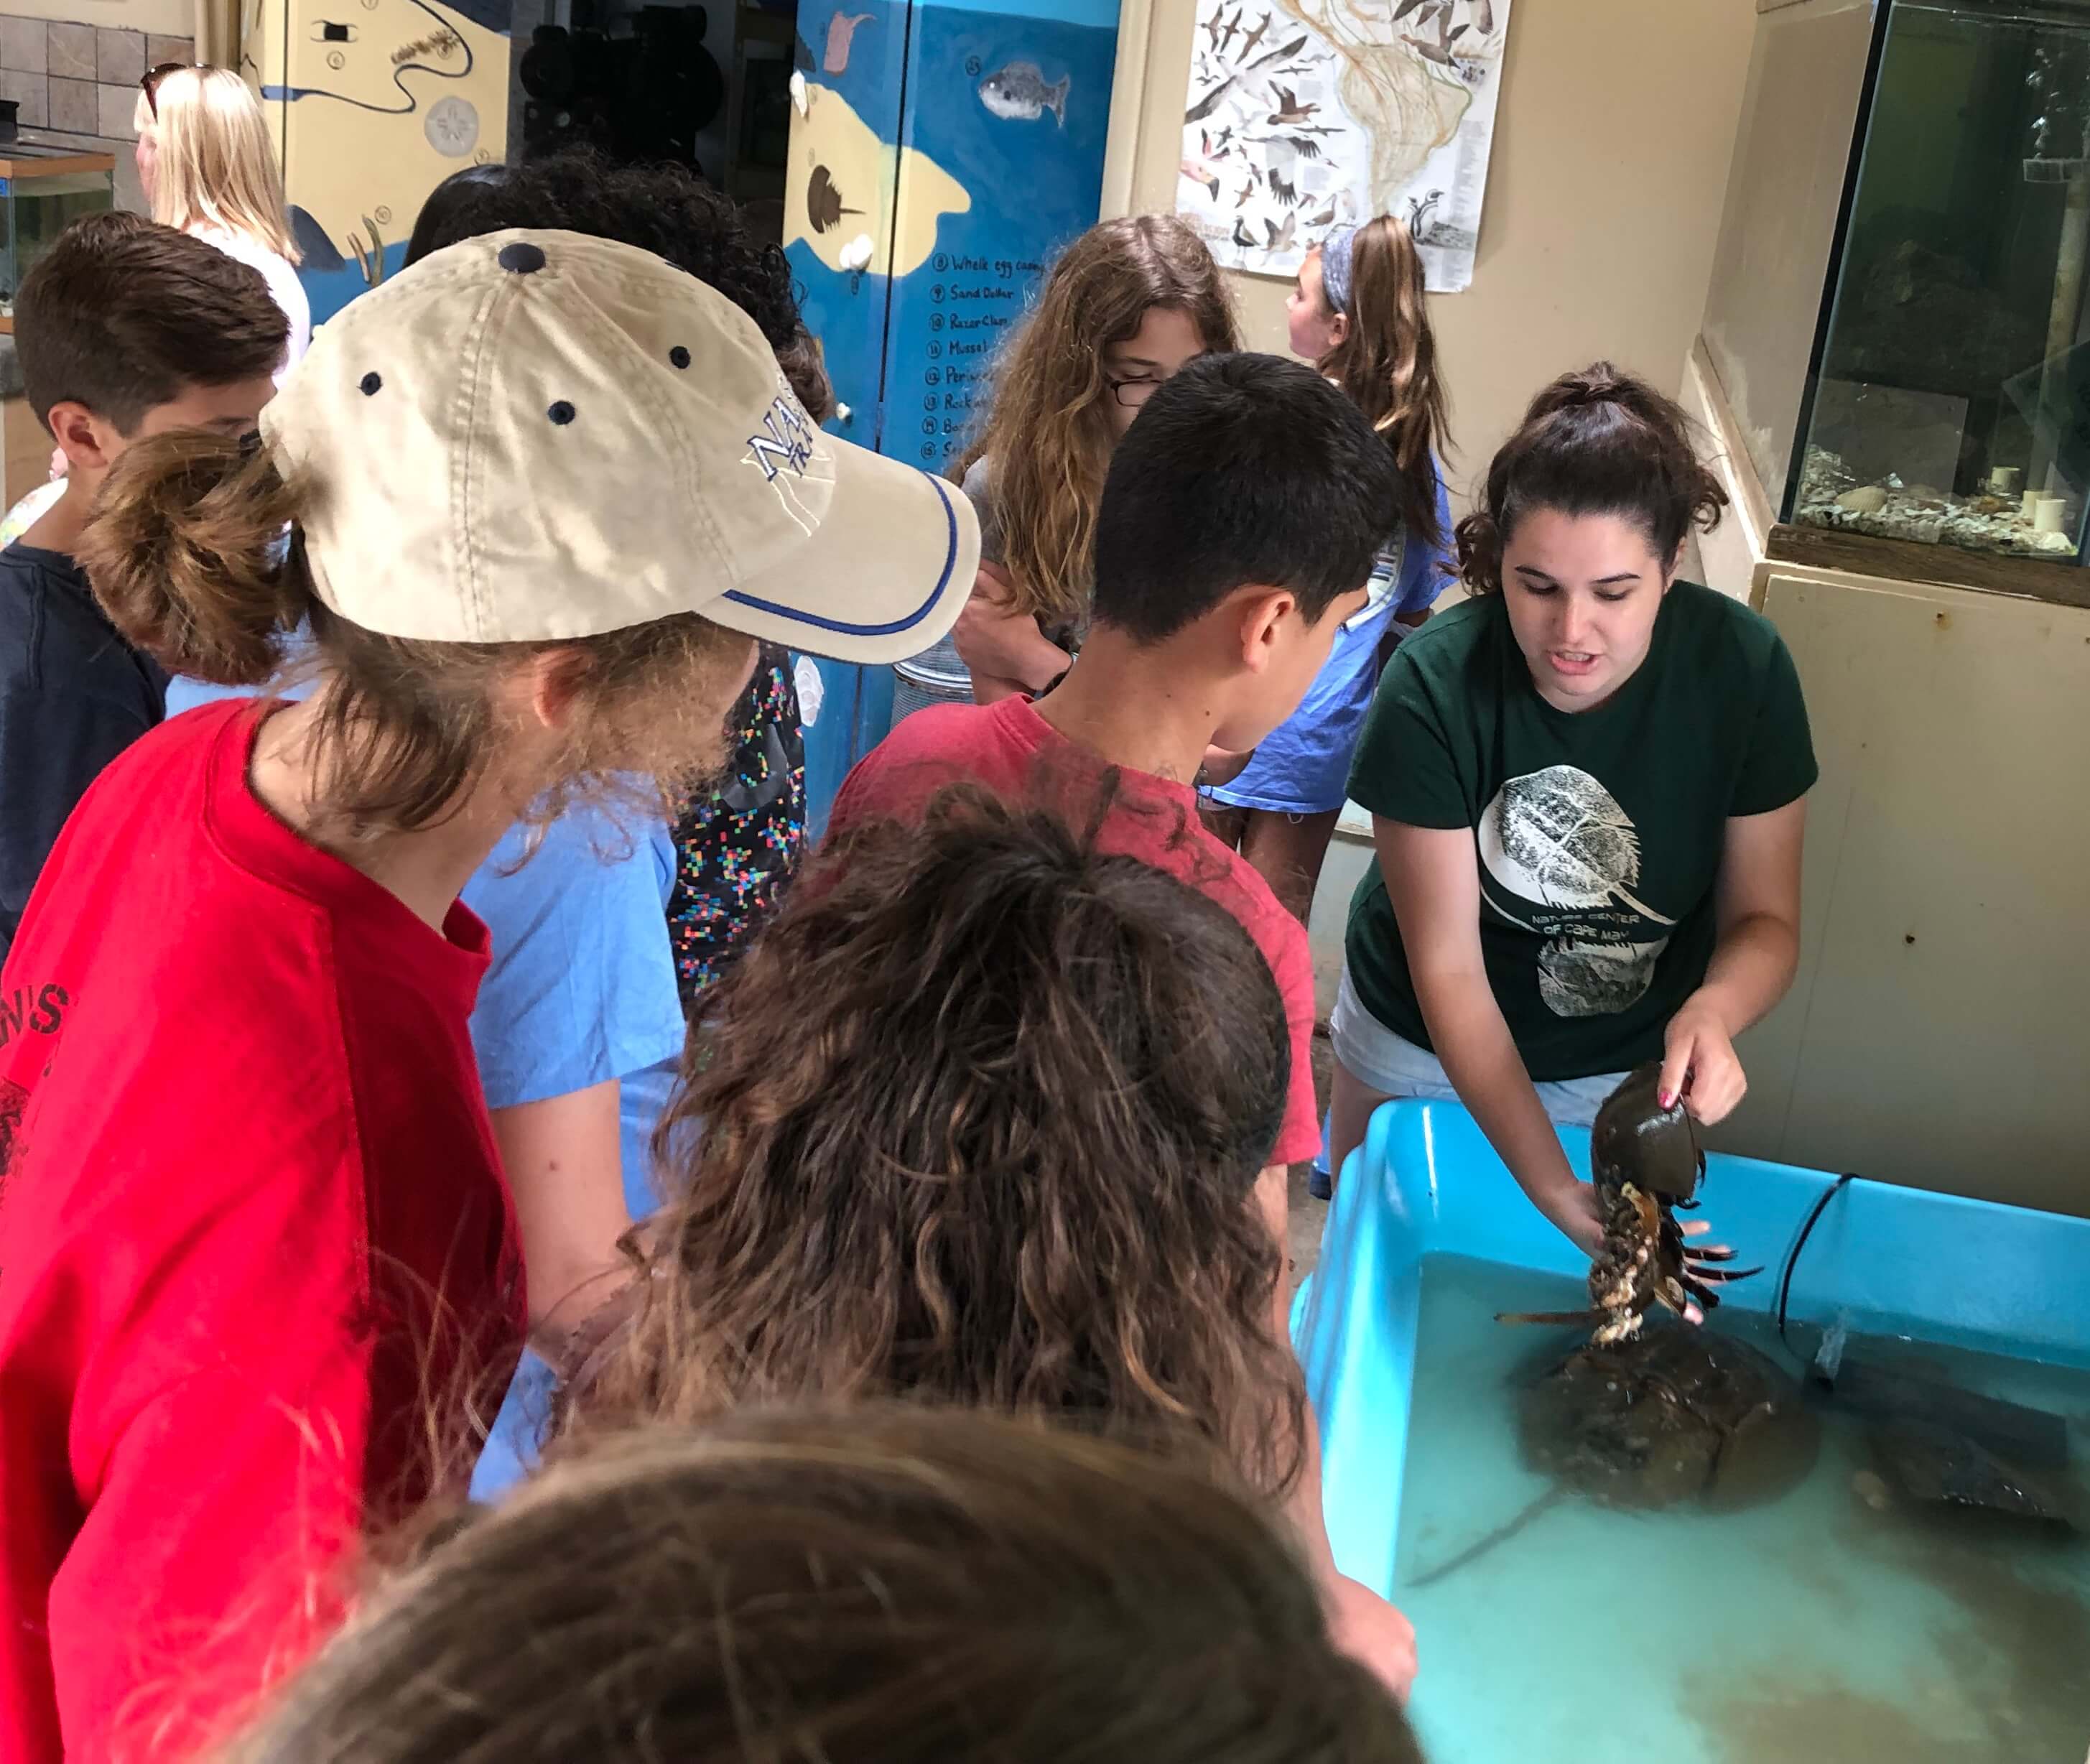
[1775,1171,1857,1359]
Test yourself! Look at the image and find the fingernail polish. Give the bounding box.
[1659,1090,1676,1109]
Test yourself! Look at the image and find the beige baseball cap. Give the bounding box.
[260,227,979,664]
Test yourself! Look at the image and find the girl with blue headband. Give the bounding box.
[1203,215,1454,947]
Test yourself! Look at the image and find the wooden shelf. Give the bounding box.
[1765,521,2090,612]
[0,150,115,180]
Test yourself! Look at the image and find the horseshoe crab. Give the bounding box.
[1406,1069,1813,1590]
[1500,1062,1757,1345]
[1518,1323,1821,1512]
[1407,1323,1821,1590]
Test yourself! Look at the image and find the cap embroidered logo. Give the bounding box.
[746,386,817,483]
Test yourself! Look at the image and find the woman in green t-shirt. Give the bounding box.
[1330,364,1816,1258]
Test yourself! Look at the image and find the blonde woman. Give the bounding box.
[136,63,310,381]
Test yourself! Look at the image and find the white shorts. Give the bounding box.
[1329,965,1626,1129]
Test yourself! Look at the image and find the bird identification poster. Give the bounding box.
[1174,0,1512,292]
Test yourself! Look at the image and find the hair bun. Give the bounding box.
[1538,361,1630,414]
[1457,360,1728,595]
[75,429,305,685]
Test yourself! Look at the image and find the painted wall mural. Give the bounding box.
[781,0,1118,822]
[244,0,511,325]
[1174,0,1511,292]
[784,78,970,281]
[783,0,1118,478]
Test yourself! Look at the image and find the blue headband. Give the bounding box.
[1319,225,1357,316]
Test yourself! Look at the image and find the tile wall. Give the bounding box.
[0,19,191,141]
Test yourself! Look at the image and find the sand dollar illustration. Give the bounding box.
[794,654,825,727]
[425,95,480,158]
[785,82,970,278]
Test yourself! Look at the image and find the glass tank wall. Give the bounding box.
[0,154,113,315]
[1793,0,2090,565]
[1701,0,1875,512]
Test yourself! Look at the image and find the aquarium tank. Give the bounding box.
[1791,0,2090,566]
[0,149,114,316]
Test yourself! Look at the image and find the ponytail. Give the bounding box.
[1454,361,1727,595]
[1316,215,1450,552]
[77,428,753,841]
[78,429,309,685]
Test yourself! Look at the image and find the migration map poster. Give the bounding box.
[1174,0,1511,292]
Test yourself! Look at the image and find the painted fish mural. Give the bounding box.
[823,11,874,75]
[977,61,1069,125]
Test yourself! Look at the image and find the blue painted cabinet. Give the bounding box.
[784,0,1118,830]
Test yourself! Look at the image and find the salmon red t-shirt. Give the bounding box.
[831,695,1322,1167]
[0,700,525,1763]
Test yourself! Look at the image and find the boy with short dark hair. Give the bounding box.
[830,351,1415,1695]
[0,211,286,956]
[839,351,1398,1169]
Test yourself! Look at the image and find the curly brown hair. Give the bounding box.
[403,148,835,422]
[576,780,1306,1498]
[957,215,1241,628]
[226,1408,1421,1764]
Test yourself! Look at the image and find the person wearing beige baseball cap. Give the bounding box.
[0,228,977,1764]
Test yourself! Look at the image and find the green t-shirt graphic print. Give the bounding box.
[1343,582,1817,1082]
[1479,763,1678,1018]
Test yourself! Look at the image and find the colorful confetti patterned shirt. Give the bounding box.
[667,644,807,1008]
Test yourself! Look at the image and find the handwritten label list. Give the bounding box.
[916,252,1041,465]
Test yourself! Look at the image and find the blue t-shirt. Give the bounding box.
[1207,465,1455,816]
[463,814,684,1218]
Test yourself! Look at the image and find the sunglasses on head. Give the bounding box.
[139,62,187,118]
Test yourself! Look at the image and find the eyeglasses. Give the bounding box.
[1106,373,1166,410]
[139,62,187,119]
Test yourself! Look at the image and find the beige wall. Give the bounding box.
[1722,565,2090,1217]
[1103,0,1760,497]
[1699,0,1875,511]
[8,0,190,39]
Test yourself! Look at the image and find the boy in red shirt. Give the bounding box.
[832,350,1413,1693]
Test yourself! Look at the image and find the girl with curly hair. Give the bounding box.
[572,782,1417,1700]
[896,215,1240,711]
